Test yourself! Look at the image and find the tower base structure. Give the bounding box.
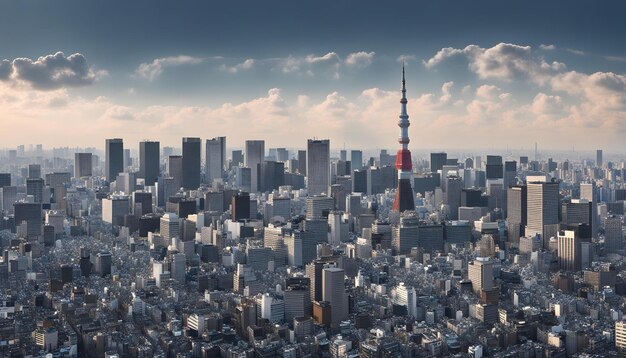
[393,178,414,212]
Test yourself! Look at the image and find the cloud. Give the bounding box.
[565,48,585,56]
[1,52,105,90]
[306,52,340,64]
[424,43,565,84]
[344,51,375,67]
[0,60,11,80]
[220,59,255,74]
[135,55,203,81]
[539,44,556,50]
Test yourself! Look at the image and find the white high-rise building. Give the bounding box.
[395,282,417,317]
[160,213,180,242]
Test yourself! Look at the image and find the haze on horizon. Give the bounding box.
[1,0,625,151]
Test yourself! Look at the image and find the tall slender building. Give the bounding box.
[74,153,93,178]
[392,66,414,212]
[205,137,226,185]
[307,139,330,196]
[245,140,265,193]
[182,137,201,190]
[105,138,124,182]
[139,141,160,186]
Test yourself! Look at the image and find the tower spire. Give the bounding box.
[393,65,415,213]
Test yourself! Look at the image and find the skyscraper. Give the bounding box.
[74,153,93,178]
[182,137,201,189]
[507,185,527,243]
[322,267,348,329]
[105,138,124,182]
[167,155,183,190]
[605,215,624,253]
[205,137,226,185]
[0,173,10,188]
[245,140,265,193]
[468,257,493,295]
[139,141,160,186]
[28,164,41,179]
[393,67,415,213]
[350,150,363,171]
[232,150,244,168]
[297,150,307,175]
[307,139,330,196]
[557,230,581,272]
[430,152,447,173]
[596,149,603,167]
[526,180,560,249]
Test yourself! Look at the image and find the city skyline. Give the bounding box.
[1,1,626,150]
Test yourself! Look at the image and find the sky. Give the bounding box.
[1,0,626,152]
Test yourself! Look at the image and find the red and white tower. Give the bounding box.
[392,66,415,212]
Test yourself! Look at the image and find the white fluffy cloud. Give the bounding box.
[0,52,105,90]
[424,43,565,84]
[344,51,375,67]
[425,42,626,136]
[135,55,203,81]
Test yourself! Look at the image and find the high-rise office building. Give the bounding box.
[557,230,581,272]
[596,149,603,167]
[26,178,44,203]
[393,67,415,213]
[0,173,10,188]
[307,139,330,196]
[232,192,251,221]
[95,251,112,277]
[351,150,363,171]
[580,182,599,236]
[507,185,527,243]
[105,138,124,182]
[182,137,201,190]
[139,141,160,186]
[430,152,447,173]
[232,150,244,168]
[74,153,93,178]
[322,267,348,328]
[14,202,43,237]
[395,282,417,318]
[258,161,285,193]
[28,164,41,179]
[468,258,493,294]
[616,321,626,352]
[605,215,624,253]
[526,181,560,248]
[235,166,251,192]
[485,155,503,179]
[245,140,265,193]
[0,186,17,214]
[306,195,334,219]
[443,175,462,220]
[160,213,180,242]
[205,137,226,185]
[297,150,307,175]
[167,155,183,190]
[276,148,289,162]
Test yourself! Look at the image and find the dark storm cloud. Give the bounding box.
[3,52,104,90]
